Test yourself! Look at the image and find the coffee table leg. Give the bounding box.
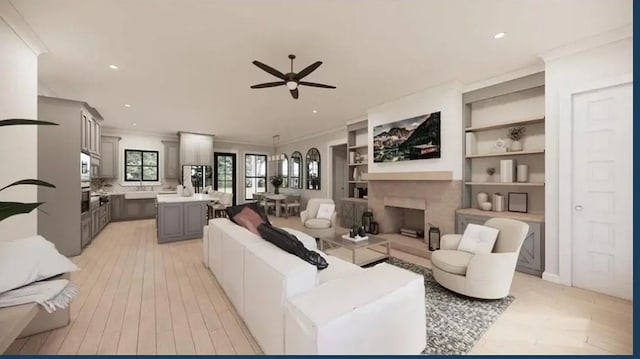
[352,249,356,264]
[319,239,324,251]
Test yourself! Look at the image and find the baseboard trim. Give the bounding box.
[542,272,561,284]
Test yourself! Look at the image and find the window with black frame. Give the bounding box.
[125,149,159,181]
[306,148,320,190]
[290,151,303,189]
[245,153,267,200]
[280,153,289,188]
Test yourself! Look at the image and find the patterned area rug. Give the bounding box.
[386,257,514,355]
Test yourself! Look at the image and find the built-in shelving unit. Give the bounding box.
[347,119,369,200]
[465,117,545,132]
[465,150,545,159]
[464,181,545,187]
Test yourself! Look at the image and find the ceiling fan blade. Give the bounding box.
[290,88,299,99]
[250,81,286,89]
[252,60,287,80]
[299,81,336,89]
[295,61,322,80]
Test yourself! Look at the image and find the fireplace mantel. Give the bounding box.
[362,171,452,181]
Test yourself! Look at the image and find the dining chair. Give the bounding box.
[280,194,301,218]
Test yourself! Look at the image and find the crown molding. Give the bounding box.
[539,24,632,62]
[0,0,48,55]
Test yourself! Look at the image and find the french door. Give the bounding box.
[214,152,237,206]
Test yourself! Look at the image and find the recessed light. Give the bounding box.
[494,32,505,39]
[313,110,318,113]
[132,122,137,126]
[124,104,131,108]
[109,64,119,70]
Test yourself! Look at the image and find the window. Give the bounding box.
[245,153,267,200]
[290,151,303,189]
[306,148,321,190]
[125,149,158,182]
[280,153,289,188]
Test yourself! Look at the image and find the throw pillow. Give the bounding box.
[226,206,268,236]
[0,235,79,294]
[257,223,328,270]
[315,203,335,221]
[457,224,500,255]
[225,203,271,226]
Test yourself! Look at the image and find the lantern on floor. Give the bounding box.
[428,223,440,251]
[362,209,374,233]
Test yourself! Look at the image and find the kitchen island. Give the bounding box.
[156,193,212,243]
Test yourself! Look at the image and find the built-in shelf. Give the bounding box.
[348,180,368,184]
[465,117,545,132]
[465,150,545,159]
[348,145,368,150]
[348,163,368,166]
[464,182,545,187]
[362,171,453,181]
[456,208,544,223]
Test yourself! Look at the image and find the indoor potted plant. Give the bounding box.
[270,175,283,194]
[507,126,526,151]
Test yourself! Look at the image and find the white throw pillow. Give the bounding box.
[315,203,335,221]
[0,235,78,294]
[457,224,499,255]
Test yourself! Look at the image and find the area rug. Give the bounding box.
[386,257,514,355]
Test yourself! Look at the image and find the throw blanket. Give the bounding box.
[0,279,78,313]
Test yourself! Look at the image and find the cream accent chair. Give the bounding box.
[431,218,529,299]
[300,198,337,239]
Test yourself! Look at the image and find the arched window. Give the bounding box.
[280,153,289,188]
[290,151,303,189]
[305,148,321,190]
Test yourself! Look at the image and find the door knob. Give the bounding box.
[574,205,583,211]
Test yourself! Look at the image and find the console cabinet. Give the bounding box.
[340,199,368,228]
[455,210,545,276]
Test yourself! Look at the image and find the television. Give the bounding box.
[373,111,441,162]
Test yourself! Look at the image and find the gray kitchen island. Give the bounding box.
[156,193,212,243]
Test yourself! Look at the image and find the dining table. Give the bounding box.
[257,192,288,217]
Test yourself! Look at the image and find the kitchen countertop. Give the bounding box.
[156,193,213,203]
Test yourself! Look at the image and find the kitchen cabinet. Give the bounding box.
[81,212,91,248]
[90,202,100,238]
[81,108,102,158]
[123,198,157,220]
[163,140,179,180]
[157,201,207,243]
[179,132,213,166]
[455,211,545,277]
[111,194,124,221]
[100,136,121,179]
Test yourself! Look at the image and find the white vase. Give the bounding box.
[477,192,489,207]
[510,140,523,151]
[517,164,529,182]
[353,167,360,181]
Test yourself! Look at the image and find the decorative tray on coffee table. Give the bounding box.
[341,234,369,242]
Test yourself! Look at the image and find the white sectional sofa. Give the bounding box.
[203,218,426,355]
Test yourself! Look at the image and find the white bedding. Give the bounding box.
[0,279,78,313]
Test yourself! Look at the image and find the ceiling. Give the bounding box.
[11,0,632,145]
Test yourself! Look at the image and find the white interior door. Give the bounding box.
[571,83,632,300]
[332,146,347,205]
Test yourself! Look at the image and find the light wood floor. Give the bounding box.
[6,218,633,355]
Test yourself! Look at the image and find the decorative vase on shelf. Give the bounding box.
[517,164,529,183]
[510,140,523,152]
[477,192,489,208]
[353,167,360,181]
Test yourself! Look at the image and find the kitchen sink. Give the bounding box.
[124,190,177,199]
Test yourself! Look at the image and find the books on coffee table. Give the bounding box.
[342,234,369,242]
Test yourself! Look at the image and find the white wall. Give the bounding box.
[367,82,464,179]
[543,37,632,283]
[0,17,39,240]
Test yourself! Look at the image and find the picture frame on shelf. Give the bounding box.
[507,192,528,213]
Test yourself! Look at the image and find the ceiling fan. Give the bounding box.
[250,54,336,99]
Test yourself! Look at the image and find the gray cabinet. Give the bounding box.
[340,199,368,228]
[163,140,179,180]
[81,212,91,248]
[100,136,121,179]
[179,132,213,166]
[157,201,207,243]
[455,212,545,277]
[124,198,157,220]
[91,203,100,238]
[111,194,124,221]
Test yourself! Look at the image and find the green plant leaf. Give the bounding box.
[0,119,58,127]
[0,179,56,192]
[0,201,43,222]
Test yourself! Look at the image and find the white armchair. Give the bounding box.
[431,218,529,299]
[300,198,337,239]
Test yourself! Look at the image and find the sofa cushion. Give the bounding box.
[431,250,474,276]
[317,255,364,284]
[305,218,331,229]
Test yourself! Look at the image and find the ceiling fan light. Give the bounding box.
[286,81,298,90]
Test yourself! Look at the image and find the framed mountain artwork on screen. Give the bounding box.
[373,111,441,162]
